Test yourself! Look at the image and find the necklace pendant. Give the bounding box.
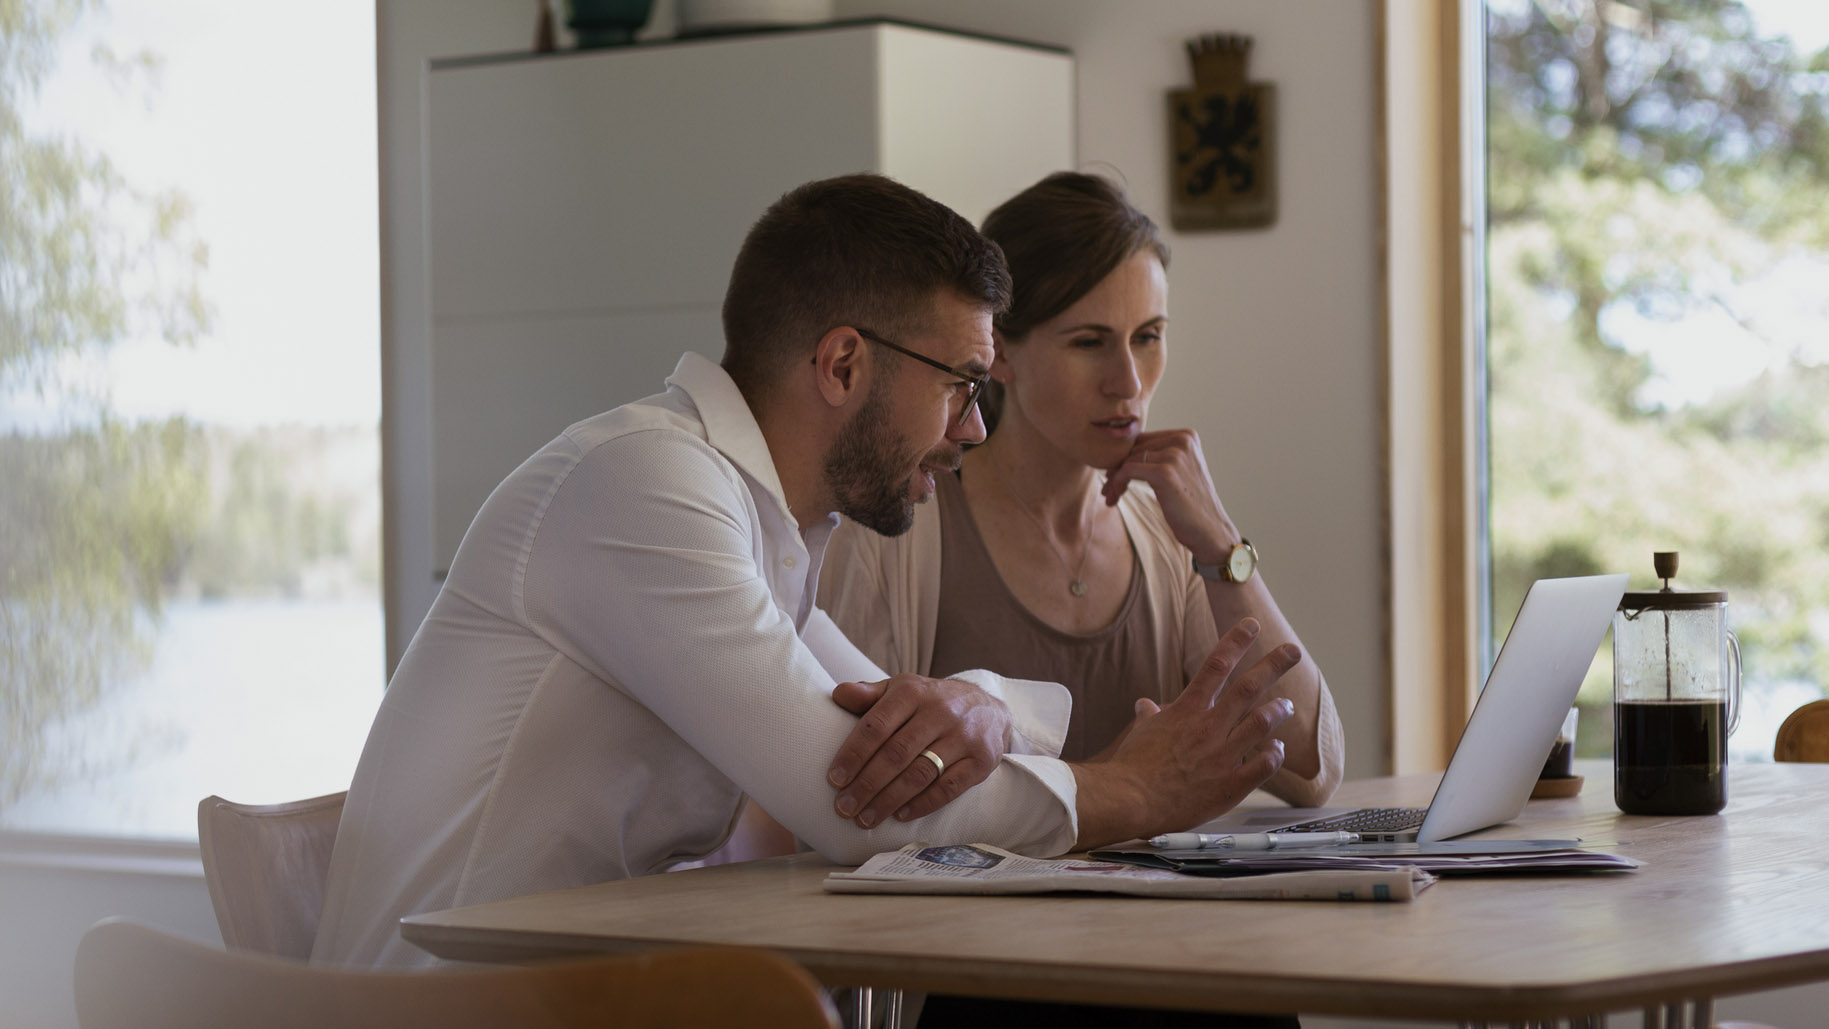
[1069,579,1087,597]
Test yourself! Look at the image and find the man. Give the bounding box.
[312,175,1298,969]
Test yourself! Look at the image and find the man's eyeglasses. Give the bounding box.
[853,327,989,427]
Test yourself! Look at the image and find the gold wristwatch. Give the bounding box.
[1193,539,1257,584]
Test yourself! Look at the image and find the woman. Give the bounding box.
[819,171,1343,804]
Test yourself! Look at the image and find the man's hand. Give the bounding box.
[1071,618,1300,849]
[1084,697,1163,763]
[826,674,1013,829]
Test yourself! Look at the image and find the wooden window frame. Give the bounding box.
[1380,0,1487,774]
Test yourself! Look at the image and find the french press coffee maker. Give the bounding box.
[1613,552,1742,815]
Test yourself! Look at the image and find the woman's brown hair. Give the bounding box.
[975,172,1169,431]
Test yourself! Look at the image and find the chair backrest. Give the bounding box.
[197,791,346,958]
[1775,699,1829,763]
[74,918,839,1029]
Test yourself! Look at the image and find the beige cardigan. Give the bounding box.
[817,480,1345,808]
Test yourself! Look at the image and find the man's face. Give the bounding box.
[824,295,993,536]
[824,376,927,535]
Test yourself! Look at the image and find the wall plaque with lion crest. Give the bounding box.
[1169,34,1276,231]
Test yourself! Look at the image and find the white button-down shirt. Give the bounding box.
[312,352,1079,969]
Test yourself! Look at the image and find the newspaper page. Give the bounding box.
[823,844,1434,902]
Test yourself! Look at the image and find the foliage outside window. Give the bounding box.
[1486,0,1829,759]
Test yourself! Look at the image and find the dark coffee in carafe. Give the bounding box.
[1613,698,1728,815]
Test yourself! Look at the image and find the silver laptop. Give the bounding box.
[1204,573,1629,843]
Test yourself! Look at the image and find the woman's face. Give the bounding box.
[995,249,1169,470]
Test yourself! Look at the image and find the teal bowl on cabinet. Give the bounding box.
[564,0,655,47]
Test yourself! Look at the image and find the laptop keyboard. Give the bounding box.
[1279,807,1428,834]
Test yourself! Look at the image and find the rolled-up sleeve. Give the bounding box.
[800,610,1072,759]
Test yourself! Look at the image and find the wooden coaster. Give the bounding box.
[1529,774,1584,799]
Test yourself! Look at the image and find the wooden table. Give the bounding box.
[402,761,1829,1023]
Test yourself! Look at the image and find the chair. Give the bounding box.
[73,918,839,1029]
[1774,699,1829,763]
[197,791,345,958]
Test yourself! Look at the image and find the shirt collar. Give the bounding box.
[666,351,807,531]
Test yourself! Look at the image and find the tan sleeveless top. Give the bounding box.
[928,472,1165,761]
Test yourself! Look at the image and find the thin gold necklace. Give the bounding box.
[997,474,1097,597]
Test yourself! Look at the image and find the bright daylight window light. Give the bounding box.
[1,0,382,838]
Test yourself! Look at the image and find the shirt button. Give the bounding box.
[783,556,797,569]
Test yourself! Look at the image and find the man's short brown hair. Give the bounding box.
[720,174,1011,399]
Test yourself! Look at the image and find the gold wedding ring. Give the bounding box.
[919,749,945,776]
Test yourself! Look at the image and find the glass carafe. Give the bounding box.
[1613,552,1741,815]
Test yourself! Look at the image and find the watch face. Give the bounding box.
[1228,543,1256,582]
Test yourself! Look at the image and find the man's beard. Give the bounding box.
[824,381,955,537]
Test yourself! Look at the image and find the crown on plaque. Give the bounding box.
[1185,33,1253,89]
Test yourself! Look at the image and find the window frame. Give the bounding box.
[1380,0,1490,773]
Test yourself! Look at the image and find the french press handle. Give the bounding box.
[1725,629,1742,737]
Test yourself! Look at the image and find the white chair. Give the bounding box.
[196,791,345,958]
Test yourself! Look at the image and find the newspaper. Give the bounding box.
[823,843,1435,902]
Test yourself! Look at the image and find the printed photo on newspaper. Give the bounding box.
[823,844,1435,902]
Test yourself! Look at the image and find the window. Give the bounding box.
[1485,0,1829,761]
[1,0,381,838]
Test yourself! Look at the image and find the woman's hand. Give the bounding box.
[1100,428,1238,564]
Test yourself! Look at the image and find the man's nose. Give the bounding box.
[950,402,988,445]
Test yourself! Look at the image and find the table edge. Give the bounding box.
[400,919,1829,1020]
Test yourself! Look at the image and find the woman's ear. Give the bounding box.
[990,329,1018,385]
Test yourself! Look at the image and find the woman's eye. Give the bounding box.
[1135,332,1163,346]
[1071,336,1103,349]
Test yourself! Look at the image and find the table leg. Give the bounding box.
[1644,999,1715,1029]
[846,987,906,1029]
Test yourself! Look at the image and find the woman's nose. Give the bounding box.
[1105,349,1142,397]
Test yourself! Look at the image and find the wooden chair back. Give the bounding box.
[197,791,346,958]
[74,918,839,1029]
[1774,699,1829,763]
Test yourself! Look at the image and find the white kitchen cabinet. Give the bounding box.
[424,21,1074,570]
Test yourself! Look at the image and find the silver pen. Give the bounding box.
[1148,831,1361,850]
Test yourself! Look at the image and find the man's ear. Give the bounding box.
[812,326,868,409]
